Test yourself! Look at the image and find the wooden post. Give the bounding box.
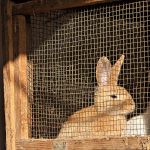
[3,1,29,149]
[16,15,29,139]
[3,1,16,150]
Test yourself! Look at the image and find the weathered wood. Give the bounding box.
[66,137,150,150]
[16,137,150,150]
[10,15,28,141]
[17,15,29,139]
[13,0,112,15]
[16,139,53,150]
[3,1,16,150]
[13,16,21,140]
[3,2,29,149]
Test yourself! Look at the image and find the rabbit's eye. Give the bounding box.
[110,95,117,99]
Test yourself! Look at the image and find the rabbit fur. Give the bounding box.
[58,55,135,139]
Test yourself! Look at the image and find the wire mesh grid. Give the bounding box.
[27,0,150,139]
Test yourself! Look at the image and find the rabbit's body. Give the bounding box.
[58,55,135,139]
[59,114,126,139]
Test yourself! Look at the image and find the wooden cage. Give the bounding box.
[3,0,150,149]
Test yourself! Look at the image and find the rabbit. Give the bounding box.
[57,55,135,139]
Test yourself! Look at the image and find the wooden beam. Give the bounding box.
[16,139,53,150]
[13,0,112,15]
[16,137,150,150]
[66,137,149,150]
[17,15,29,139]
[3,1,16,150]
[3,2,29,150]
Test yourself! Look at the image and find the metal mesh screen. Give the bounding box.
[27,0,150,139]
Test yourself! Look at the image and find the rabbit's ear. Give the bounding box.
[96,57,112,86]
[110,54,125,85]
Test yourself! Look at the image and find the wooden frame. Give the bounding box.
[16,138,150,150]
[3,1,29,149]
[3,0,150,150]
[3,1,16,150]
[13,0,112,15]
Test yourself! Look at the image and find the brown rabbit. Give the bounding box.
[58,55,135,139]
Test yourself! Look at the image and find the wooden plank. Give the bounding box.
[13,16,21,140]
[13,0,112,15]
[16,137,150,150]
[66,137,150,150]
[17,15,29,139]
[16,139,53,150]
[3,3,29,150]
[3,1,16,150]
[16,15,33,139]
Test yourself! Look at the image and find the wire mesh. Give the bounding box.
[27,0,150,139]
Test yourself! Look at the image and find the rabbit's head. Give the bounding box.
[95,55,135,115]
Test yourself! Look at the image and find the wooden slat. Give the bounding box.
[66,137,150,150]
[16,139,53,150]
[3,3,29,150]
[17,15,29,139]
[13,0,112,15]
[3,1,16,150]
[13,16,21,139]
[16,137,150,150]
[11,15,28,141]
